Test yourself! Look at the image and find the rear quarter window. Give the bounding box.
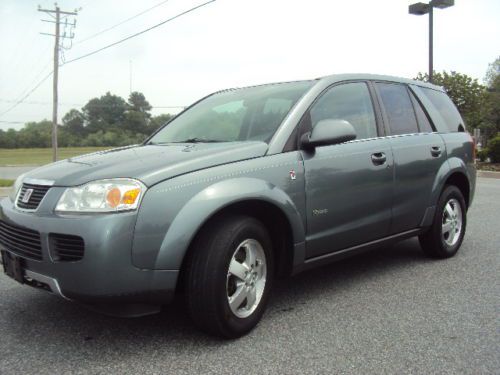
[420,88,465,132]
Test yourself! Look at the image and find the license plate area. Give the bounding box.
[1,250,25,284]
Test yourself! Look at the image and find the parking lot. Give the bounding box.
[0,178,498,374]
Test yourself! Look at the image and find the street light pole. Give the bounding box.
[428,5,433,82]
[409,0,454,83]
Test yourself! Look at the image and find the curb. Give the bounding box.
[477,170,500,179]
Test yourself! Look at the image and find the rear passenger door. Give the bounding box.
[373,82,446,234]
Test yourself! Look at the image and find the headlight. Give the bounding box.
[9,173,26,202]
[55,179,146,213]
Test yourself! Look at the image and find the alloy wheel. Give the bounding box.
[226,239,267,319]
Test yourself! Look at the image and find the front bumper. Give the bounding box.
[0,193,178,310]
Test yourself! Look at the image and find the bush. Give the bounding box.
[477,148,489,162]
[487,135,500,163]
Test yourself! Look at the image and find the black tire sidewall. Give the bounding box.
[204,216,274,338]
[432,185,467,257]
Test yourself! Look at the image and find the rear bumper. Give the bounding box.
[0,196,178,310]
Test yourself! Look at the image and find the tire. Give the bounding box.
[419,185,467,259]
[185,215,274,338]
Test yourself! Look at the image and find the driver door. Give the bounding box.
[302,82,394,259]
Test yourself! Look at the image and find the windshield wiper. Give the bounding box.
[147,138,225,145]
[174,137,225,143]
[147,141,171,145]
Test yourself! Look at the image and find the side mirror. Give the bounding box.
[300,119,357,149]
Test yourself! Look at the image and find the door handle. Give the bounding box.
[371,152,386,165]
[431,146,442,157]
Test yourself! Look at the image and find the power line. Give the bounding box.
[0,71,53,118]
[0,120,25,125]
[63,0,215,65]
[7,60,53,104]
[0,99,185,109]
[75,0,170,45]
[0,1,213,125]
[2,11,41,77]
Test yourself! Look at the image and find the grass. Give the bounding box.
[0,179,14,187]
[477,162,500,172]
[0,147,110,166]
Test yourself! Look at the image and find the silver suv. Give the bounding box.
[1,74,476,338]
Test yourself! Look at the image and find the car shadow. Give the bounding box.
[270,237,431,310]
[3,238,431,352]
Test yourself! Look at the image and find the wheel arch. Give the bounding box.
[444,171,470,208]
[153,177,305,276]
[178,198,297,292]
[431,157,472,209]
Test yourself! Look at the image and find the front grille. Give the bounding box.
[16,183,51,210]
[0,220,43,260]
[50,234,85,262]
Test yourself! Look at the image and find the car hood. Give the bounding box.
[25,142,269,187]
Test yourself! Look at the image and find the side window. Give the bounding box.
[308,82,377,140]
[376,83,419,135]
[419,87,464,132]
[409,91,434,132]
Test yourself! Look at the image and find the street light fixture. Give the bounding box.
[409,0,454,83]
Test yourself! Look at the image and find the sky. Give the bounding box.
[0,0,499,131]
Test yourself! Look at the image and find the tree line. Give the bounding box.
[0,91,174,148]
[415,57,499,145]
[415,56,500,162]
[1,56,498,151]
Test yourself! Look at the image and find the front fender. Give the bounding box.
[134,177,305,270]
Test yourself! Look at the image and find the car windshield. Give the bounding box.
[148,81,314,144]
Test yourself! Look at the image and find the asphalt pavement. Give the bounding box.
[0,178,498,374]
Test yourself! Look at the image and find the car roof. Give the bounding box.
[316,73,444,92]
[216,74,444,94]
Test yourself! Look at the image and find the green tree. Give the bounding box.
[415,71,487,129]
[82,92,127,133]
[149,113,173,134]
[62,109,86,136]
[123,92,152,134]
[487,134,500,163]
[483,58,500,143]
[484,56,499,87]
[16,120,52,148]
[0,129,17,148]
[127,92,152,114]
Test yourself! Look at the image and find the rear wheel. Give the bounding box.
[185,215,273,338]
[419,185,467,258]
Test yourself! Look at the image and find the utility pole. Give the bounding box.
[129,60,133,94]
[428,5,433,82]
[38,4,78,162]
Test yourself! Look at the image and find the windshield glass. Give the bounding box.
[148,81,314,144]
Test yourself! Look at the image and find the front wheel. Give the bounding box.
[185,215,274,338]
[419,185,467,258]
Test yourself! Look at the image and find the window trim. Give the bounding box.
[417,86,465,133]
[372,81,421,137]
[284,80,382,151]
[407,86,437,133]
